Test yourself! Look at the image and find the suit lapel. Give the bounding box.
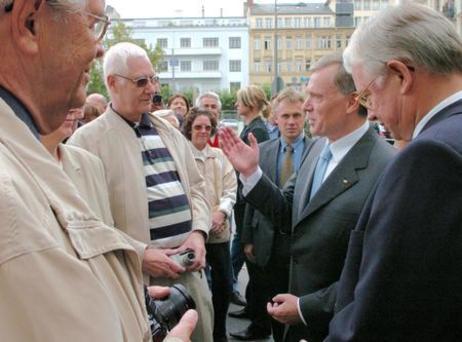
[261,139,280,182]
[295,128,377,227]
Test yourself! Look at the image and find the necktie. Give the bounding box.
[279,144,294,186]
[309,144,332,199]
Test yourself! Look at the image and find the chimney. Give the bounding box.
[202,5,205,17]
[244,0,254,17]
[220,8,223,17]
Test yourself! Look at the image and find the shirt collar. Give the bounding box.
[328,120,369,163]
[111,104,151,129]
[0,86,40,140]
[191,143,215,160]
[412,90,462,139]
[280,133,305,150]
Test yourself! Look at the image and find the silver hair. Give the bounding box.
[310,52,356,95]
[1,0,87,18]
[103,42,150,89]
[344,2,462,77]
[195,91,222,111]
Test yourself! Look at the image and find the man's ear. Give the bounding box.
[11,0,45,55]
[346,92,360,115]
[386,59,414,95]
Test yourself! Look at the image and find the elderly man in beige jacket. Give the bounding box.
[0,0,198,341]
[69,42,213,342]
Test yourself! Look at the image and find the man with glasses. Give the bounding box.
[326,4,462,341]
[69,42,213,342]
[219,52,395,342]
[0,0,197,341]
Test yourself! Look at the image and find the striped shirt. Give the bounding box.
[132,113,192,247]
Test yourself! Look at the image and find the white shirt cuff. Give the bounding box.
[297,297,308,326]
[239,167,263,196]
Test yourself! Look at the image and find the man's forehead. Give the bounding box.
[275,101,303,115]
[88,0,106,15]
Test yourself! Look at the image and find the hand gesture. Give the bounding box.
[267,293,302,325]
[142,247,185,279]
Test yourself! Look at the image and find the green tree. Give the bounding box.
[87,21,164,96]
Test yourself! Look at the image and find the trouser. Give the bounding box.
[231,202,246,292]
[206,241,233,339]
[151,270,214,342]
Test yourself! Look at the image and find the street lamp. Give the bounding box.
[272,0,284,96]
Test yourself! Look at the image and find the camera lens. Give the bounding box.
[151,284,196,330]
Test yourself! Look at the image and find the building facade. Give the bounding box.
[246,1,355,90]
[118,16,249,94]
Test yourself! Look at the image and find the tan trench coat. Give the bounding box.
[0,100,151,341]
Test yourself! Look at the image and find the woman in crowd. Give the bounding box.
[229,85,270,309]
[168,94,190,127]
[183,108,237,342]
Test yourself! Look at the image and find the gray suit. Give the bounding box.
[245,126,396,342]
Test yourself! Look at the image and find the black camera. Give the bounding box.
[169,249,195,267]
[145,284,196,342]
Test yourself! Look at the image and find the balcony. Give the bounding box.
[163,48,222,56]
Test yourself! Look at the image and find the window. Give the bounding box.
[254,38,261,50]
[323,17,331,27]
[317,36,331,49]
[306,34,312,49]
[286,37,292,49]
[277,18,283,28]
[229,60,241,72]
[156,38,168,49]
[180,38,191,48]
[265,17,273,28]
[180,61,191,72]
[296,36,303,49]
[294,17,302,28]
[364,0,371,10]
[336,35,342,49]
[295,60,303,72]
[256,18,263,28]
[304,17,312,28]
[265,62,272,73]
[229,37,241,49]
[354,0,361,10]
[277,36,282,50]
[314,17,320,27]
[284,17,292,28]
[286,62,292,72]
[305,59,311,71]
[254,62,260,72]
[203,38,219,48]
[230,82,241,92]
[372,0,380,10]
[203,60,219,71]
[264,37,272,50]
[158,61,168,72]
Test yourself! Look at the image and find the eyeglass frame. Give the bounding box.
[113,74,160,88]
[4,1,110,42]
[192,124,212,132]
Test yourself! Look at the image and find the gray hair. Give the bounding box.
[1,0,86,16]
[310,52,356,95]
[195,91,222,111]
[103,42,150,89]
[344,3,462,77]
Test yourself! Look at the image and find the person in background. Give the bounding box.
[69,42,213,342]
[266,108,280,140]
[151,92,164,112]
[0,0,196,340]
[82,102,102,124]
[86,92,108,114]
[168,93,190,128]
[196,91,222,148]
[154,109,180,129]
[228,85,270,325]
[184,107,238,342]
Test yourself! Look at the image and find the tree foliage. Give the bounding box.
[87,21,164,97]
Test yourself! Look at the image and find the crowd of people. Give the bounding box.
[1,0,462,342]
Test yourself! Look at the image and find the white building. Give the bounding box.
[118,16,249,94]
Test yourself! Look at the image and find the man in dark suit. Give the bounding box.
[325,4,462,341]
[220,52,396,342]
[230,88,311,341]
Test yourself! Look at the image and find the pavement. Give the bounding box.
[226,265,274,342]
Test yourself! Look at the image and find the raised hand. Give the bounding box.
[218,127,260,178]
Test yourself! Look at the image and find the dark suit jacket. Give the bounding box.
[327,102,462,341]
[245,126,396,342]
[242,136,311,267]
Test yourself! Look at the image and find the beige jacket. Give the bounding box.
[60,144,115,226]
[69,107,210,248]
[0,100,150,341]
[191,144,237,243]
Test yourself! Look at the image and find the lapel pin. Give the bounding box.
[342,179,351,186]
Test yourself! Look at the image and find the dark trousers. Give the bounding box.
[231,202,246,292]
[206,241,233,339]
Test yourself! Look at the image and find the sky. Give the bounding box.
[105,0,301,18]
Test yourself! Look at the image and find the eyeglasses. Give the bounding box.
[81,10,111,42]
[193,125,212,132]
[114,74,160,88]
[354,77,378,110]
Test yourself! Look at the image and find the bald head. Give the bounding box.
[86,93,107,114]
